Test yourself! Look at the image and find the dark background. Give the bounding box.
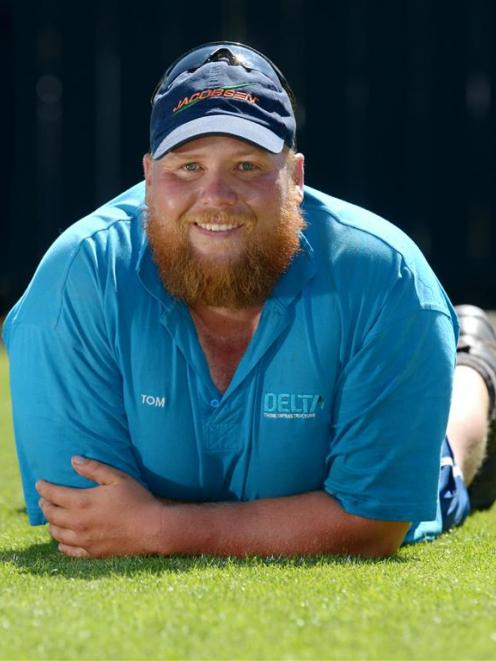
[1,0,495,315]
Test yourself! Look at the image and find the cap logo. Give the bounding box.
[173,84,259,114]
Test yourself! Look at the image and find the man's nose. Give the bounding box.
[199,171,237,206]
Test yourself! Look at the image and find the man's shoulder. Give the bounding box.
[29,180,146,287]
[303,185,420,259]
[301,185,454,318]
[3,182,147,335]
[54,181,146,251]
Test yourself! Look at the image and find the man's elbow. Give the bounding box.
[312,492,411,558]
[357,520,411,559]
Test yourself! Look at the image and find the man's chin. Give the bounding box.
[187,229,249,265]
[189,248,244,267]
[151,243,282,309]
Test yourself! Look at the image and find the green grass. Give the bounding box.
[1,348,496,660]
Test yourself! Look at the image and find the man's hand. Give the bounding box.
[36,457,164,558]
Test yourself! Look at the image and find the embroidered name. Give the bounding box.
[141,394,166,408]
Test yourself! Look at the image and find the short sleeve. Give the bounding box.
[324,305,457,523]
[4,240,145,525]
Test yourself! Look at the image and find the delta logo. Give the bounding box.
[263,392,325,420]
[173,84,259,114]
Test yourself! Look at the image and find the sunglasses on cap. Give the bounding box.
[151,41,296,111]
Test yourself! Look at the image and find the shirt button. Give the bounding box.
[210,398,220,408]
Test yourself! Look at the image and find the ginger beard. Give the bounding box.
[146,188,306,309]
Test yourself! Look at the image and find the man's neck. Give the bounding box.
[189,304,263,393]
[189,304,263,337]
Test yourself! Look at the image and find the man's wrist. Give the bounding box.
[142,499,175,556]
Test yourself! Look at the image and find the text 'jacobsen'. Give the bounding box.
[173,85,259,114]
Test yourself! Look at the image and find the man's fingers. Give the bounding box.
[36,459,129,509]
[39,497,76,528]
[50,525,95,558]
[35,481,89,509]
[48,523,81,547]
[70,456,128,486]
[58,544,90,558]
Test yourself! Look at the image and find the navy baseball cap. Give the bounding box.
[150,42,296,159]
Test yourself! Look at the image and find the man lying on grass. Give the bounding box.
[3,42,496,559]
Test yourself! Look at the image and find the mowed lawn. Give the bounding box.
[0,348,495,660]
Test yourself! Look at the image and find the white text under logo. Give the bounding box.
[263,392,324,419]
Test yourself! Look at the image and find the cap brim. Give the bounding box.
[152,115,285,159]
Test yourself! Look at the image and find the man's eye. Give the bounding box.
[183,162,200,172]
[238,161,257,172]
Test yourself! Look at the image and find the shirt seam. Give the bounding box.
[325,484,434,511]
[54,218,131,328]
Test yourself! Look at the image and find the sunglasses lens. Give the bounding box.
[154,42,291,102]
[165,46,224,84]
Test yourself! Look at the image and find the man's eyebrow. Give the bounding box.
[161,152,190,162]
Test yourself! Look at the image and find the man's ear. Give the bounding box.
[143,153,152,185]
[291,153,305,203]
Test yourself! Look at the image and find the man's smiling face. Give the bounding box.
[143,135,305,309]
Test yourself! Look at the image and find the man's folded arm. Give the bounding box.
[158,491,410,558]
[38,457,409,560]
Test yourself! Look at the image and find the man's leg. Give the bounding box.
[447,365,490,486]
[447,305,496,510]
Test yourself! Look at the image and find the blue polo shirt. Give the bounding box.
[3,182,458,542]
